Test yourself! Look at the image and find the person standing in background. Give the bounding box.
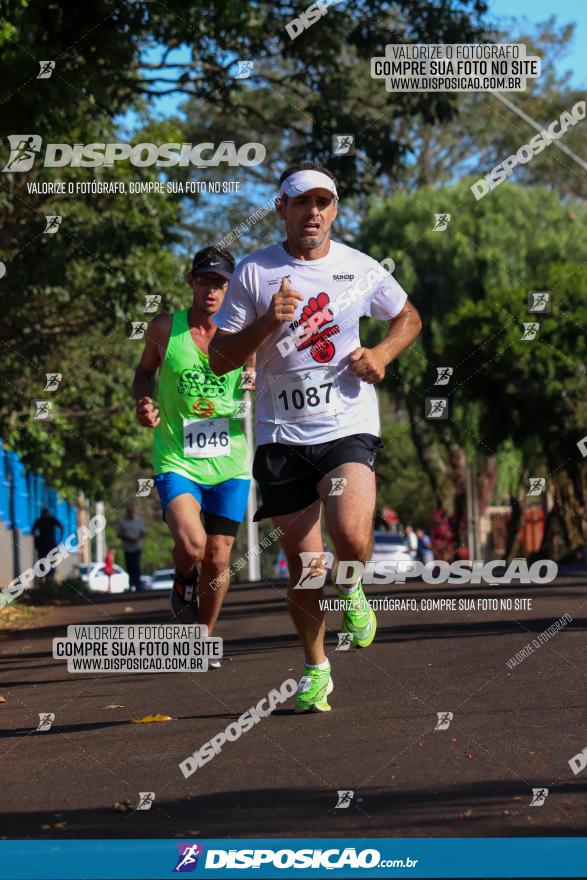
[31,507,64,584]
[104,546,116,593]
[417,528,434,565]
[405,524,418,558]
[115,505,146,590]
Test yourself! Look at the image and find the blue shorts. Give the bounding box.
[154,472,250,534]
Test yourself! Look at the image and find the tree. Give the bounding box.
[376,417,437,529]
[359,181,587,553]
[387,17,587,200]
[0,0,492,498]
[0,118,185,494]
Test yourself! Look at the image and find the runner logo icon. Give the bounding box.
[295,552,333,589]
[174,843,204,872]
[3,135,42,172]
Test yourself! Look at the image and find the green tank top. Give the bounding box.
[152,309,250,485]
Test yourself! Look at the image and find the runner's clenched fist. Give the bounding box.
[135,395,160,427]
[349,347,386,384]
[265,276,303,328]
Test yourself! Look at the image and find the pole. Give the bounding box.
[77,490,90,564]
[95,500,105,564]
[472,465,479,560]
[243,391,260,581]
[466,463,479,561]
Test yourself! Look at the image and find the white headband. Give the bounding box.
[278,169,338,200]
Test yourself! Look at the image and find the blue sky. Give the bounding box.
[487,0,586,86]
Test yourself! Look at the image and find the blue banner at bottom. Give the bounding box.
[1,837,586,879]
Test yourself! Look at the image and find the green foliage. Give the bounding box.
[359,179,587,487]
[0,0,491,503]
[0,119,186,495]
[25,576,91,604]
[376,418,437,527]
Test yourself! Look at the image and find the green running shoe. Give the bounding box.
[295,663,334,713]
[338,581,377,648]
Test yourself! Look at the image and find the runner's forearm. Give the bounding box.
[209,315,274,376]
[132,366,156,402]
[372,307,422,366]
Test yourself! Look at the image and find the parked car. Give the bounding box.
[142,568,174,591]
[138,574,153,591]
[77,562,130,593]
[369,532,415,563]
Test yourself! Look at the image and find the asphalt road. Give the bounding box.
[1,572,586,840]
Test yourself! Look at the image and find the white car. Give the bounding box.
[143,568,174,591]
[370,532,415,564]
[77,562,130,594]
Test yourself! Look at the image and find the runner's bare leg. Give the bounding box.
[165,495,235,632]
[165,492,206,578]
[273,501,326,665]
[198,533,235,634]
[319,462,376,582]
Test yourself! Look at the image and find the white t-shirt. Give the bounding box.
[213,240,408,445]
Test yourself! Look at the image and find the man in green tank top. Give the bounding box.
[132,247,252,651]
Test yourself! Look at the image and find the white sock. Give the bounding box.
[337,580,361,595]
[305,658,330,670]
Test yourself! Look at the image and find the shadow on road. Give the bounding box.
[1,779,586,839]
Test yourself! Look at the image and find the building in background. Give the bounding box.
[0,438,82,584]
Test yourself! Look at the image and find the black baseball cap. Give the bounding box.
[191,251,234,282]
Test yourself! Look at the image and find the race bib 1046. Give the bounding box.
[270,368,342,423]
[183,418,230,457]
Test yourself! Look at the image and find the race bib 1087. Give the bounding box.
[270,367,342,423]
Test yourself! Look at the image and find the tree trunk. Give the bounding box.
[550,466,587,557]
[407,401,455,514]
[505,475,527,562]
[477,456,497,517]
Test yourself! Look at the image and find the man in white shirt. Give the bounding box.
[210,162,422,712]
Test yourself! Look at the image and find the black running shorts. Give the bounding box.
[252,433,384,521]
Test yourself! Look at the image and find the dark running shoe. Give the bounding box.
[170,565,200,624]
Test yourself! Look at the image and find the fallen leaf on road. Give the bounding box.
[512,796,523,801]
[114,800,134,812]
[131,714,172,723]
[124,606,134,612]
[0,696,6,702]
[40,822,68,830]
[104,704,125,709]
[466,753,473,759]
